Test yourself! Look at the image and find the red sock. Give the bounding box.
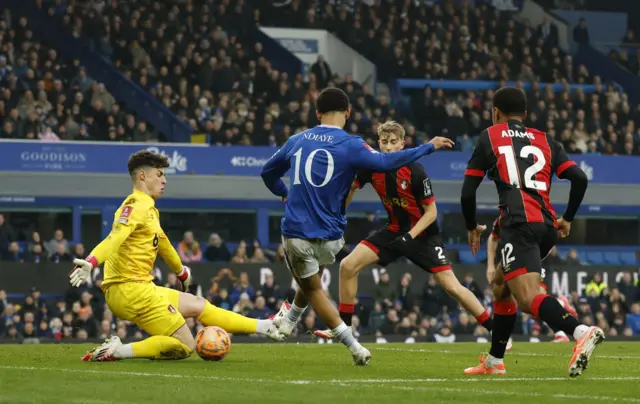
[339,303,354,327]
[530,293,548,319]
[475,310,493,332]
[494,301,518,315]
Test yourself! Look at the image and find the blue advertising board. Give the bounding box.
[1,140,639,184]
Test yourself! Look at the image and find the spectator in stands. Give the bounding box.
[204,233,231,262]
[537,17,559,48]
[250,247,269,263]
[6,242,24,262]
[72,244,85,260]
[586,272,608,297]
[627,303,640,335]
[231,240,249,263]
[573,17,590,45]
[259,272,280,312]
[232,292,253,316]
[310,55,333,90]
[565,248,584,265]
[375,269,395,309]
[49,243,72,263]
[46,229,69,258]
[230,271,256,305]
[0,214,14,259]
[178,231,202,263]
[27,231,44,254]
[248,296,272,319]
[618,272,639,304]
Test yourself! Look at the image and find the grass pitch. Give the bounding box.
[1,342,640,403]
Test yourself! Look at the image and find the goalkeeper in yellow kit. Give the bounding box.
[69,150,284,362]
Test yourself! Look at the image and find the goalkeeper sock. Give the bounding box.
[197,301,257,334]
[128,336,191,360]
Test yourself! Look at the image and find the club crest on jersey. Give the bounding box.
[118,206,133,224]
[168,304,177,314]
[362,142,379,153]
[401,179,409,190]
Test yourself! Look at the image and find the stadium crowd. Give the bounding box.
[0,1,636,154]
[1,260,640,343]
[1,218,640,342]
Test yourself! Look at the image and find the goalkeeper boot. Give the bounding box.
[82,336,122,362]
[569,326,605,377]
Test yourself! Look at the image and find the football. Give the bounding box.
[195,326,231,361]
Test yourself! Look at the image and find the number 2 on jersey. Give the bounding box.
[498,145,547,191]
[292,148,335,188]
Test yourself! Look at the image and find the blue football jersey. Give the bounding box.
[261,125,436,240]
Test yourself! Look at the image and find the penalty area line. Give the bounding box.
[1,366,639,384]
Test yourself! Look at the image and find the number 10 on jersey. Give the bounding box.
[292,148,335,188]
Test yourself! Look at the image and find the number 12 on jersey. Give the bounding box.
[498,145,547,191]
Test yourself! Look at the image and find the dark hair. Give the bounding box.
[492,87,527,118]
[127,150,169,176]
[316,87,350,114]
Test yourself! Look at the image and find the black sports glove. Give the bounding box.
[390,233,414,252]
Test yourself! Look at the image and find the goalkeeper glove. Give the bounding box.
[69,255,99,287]
[177,266,192,292]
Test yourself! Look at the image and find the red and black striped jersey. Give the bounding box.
[356,162,439,237]
[464,120,576,228]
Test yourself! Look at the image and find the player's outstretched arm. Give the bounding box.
[69,223,135,287]
[349,137,453,171]
[261,141,293,198]
[158,233,192,292]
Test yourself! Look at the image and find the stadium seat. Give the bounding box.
[603,252,621,266]
[586,252,604,265]
[620,252,638,266]
[458,250,479,264]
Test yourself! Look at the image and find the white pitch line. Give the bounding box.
[1,365,639,384]
[373,347,640,359]
[388,385,640,403]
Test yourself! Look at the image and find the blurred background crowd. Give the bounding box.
[0,0,639,154]
[2,0,640,343]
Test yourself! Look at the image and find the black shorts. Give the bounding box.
[498,222,557,282]
[360,229,451,273]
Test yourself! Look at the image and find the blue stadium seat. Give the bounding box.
[603,252,621,265]
[620,252,637,266]
[458,250,479,264]
[586,252,604,265]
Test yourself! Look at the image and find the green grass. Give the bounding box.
[1,342,640,403]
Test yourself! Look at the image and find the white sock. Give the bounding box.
[555,331,567,338]
[573,325,589,340]
[256,320,271,334]
[114,343,134,359]
[286,302,307,323]
[332,322,357,349]
[486,354,503,366]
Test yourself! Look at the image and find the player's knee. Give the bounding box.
[339,257,358,278]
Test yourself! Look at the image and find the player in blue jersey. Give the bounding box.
[261,87,454,364]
